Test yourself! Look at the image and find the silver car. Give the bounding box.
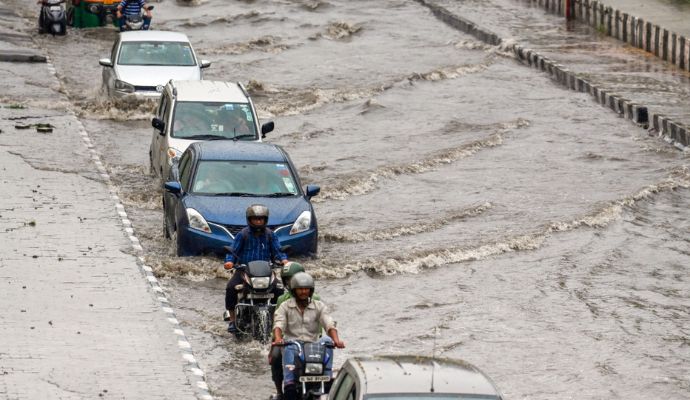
[328,355,504,400]
[99,31,211,98]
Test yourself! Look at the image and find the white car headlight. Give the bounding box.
[305,363,323,375]
[114,79,135,93]
[166,147,181,166]
[289,211,312,235]
[250,277,270,289]
[186,208,211,233]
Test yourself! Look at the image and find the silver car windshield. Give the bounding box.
[192,161,299,196]
[172,102,257,139]
[118,41,196,66]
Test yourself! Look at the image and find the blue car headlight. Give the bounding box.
[289,211,312,235]
[186,208,211,233]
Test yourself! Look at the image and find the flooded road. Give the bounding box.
[9,0,690,398]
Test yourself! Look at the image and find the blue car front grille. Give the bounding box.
[216,223,292,239]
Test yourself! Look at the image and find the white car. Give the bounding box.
[99,31,210,98]
[149,80,275,180]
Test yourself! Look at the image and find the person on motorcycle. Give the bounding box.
[269,263,322,400]
[272,272,345,400]
[223,204,288,333]
[115,0,152,32]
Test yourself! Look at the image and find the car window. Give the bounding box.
[172,102,257,139]
[332,373,356,400]
[111,40,119,62]
[117,41,197,66]
[158,93,169,118]
[191,161,298,195]
[178,152,192,189]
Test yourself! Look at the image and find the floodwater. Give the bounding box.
[9,0,690,398]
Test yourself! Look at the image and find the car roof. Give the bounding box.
[119,30,190,43]
[171,80,248,103]
[344,355,502,397]
[191,141,286,163]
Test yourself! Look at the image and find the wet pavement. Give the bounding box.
[0,3,210,399]
[1,0,689,399]
[602,0,690,38]
[428,0,690,131]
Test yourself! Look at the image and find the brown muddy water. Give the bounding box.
[9,0,690,398]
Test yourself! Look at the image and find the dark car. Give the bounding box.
[162,141,320,257]
[328,355,504,400]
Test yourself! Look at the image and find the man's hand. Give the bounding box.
[224,261,234,270]
[271,338,284,347]
[280,259,289,266]
[333,339,346,349]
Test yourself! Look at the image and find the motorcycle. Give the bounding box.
[280,339,335,400]
[38,0,67,36]
[120,5,153,31]
[233,260,283,343]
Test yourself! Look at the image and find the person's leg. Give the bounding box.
[282,343,299,400]
[142,15,151,30]
[270,345,284,399]
[118,15,125,31]
[224,271,243,332]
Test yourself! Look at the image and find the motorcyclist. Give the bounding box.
[223,204,288,333]
[115,0,152,32]
[268,263,322,400]
[272,272,345,400]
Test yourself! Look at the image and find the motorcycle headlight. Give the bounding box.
[289,211,312,235]
[186,208,211,233]
[166,148,181,166]
[305,363,323,375]
[250,277,270,289]
[114,79,135,93]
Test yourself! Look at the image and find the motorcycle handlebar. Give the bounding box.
[274,339,336,349]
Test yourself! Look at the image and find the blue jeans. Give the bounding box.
[282,337,334,386]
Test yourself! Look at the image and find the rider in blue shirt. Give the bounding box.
[223,204,288,333]
[115,0,152,31]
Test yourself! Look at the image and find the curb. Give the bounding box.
[414,0,689,150]
[42,57,215,400]
[0,49,47,63]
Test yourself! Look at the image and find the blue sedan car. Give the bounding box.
[162,141,320,257]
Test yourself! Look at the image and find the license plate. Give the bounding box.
[299,375,330,383]
[247,293,273,299]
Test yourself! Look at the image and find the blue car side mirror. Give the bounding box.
[164,181,182,194]
[305,184,320,198]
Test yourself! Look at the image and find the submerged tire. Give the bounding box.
[255,308,272,344]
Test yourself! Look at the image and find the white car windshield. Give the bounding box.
[118,41,196,66]
[172,102,257,140]
[192,161,299,196]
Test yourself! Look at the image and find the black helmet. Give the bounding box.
[246,204,269,233]
[289,272,315,298]
[281,262,305,288]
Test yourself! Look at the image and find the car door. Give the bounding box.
[153,93,171,176]
[102,38,119,94]
[171,150,194,232]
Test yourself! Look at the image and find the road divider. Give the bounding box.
[414,0,689,150]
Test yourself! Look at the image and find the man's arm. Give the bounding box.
[224,233,244,269]
[269,231,288,264]
[272,302,287,345]
[318,302,345,348]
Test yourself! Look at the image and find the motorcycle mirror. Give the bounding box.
[145,5,154,10]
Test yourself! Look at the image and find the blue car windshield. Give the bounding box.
[192,160,299,196]
[117,41,196,66]
[172,102,256,139]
